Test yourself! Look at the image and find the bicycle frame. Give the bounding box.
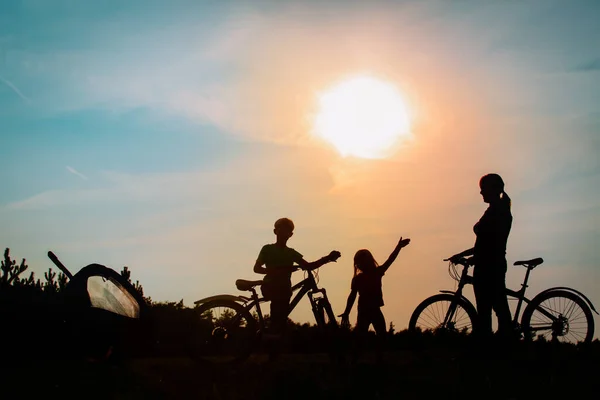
[444,261,569,333]
[438,262,473,327]
[411,255,595,343]
[238,269,338,330]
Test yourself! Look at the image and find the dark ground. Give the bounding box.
[2,340,598,400]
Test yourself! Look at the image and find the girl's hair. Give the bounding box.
[479,173,511,209]
[353,249,379,276]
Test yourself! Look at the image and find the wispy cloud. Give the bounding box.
[573,58,600,72]
[66,166,88,181]
[0,75,31,103]
[8,148,334,211]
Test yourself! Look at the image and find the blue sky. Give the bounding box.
[1,0,599,332]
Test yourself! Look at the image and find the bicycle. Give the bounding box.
[192,265,338,364]
[409,255,597,343]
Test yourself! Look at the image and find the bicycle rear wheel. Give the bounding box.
[409,293,478,334]
[521,290,594,344]
[192,300,257,364]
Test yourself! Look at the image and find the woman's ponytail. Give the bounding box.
[501,190,511,209]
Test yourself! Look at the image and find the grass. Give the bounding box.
[2,339,598,400]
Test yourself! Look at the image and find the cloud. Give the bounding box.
[573,58,600,72]
[6,146,335,211]
[66,166,88,181]
[1,1,500,145]
[0,75,31,103]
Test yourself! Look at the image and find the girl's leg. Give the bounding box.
[355,309,371,334]
[353,309,372,361]
[371,308,387,362]
[372,308,386,336]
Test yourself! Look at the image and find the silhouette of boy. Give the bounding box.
[253,218,341,342]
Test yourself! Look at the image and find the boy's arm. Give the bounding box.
[297,250,341,271]
[253,261,297,275]
[254,245,298,275]
[253,260,267,275]
[379,237,411,273]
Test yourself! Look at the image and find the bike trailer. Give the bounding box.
[60,263,148,360]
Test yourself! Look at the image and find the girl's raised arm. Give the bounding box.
[379,237,411,274]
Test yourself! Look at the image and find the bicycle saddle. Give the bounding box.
[235,279,263,291]
[513,257,544,268]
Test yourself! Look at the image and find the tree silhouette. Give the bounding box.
[120,266,149,303]
[0,248,67,293]
[1,248,29,286]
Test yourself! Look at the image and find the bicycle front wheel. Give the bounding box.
[314,297,344,361]
[192,300,257,364]
[409,294,478,334]
[521,290,594,344]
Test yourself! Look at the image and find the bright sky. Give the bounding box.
[1,0,599,334]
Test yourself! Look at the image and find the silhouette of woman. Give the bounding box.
[451,173,513,342]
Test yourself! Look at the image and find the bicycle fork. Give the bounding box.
[309,289,336,328]
[442,271,472,330]
[443,298,462,330]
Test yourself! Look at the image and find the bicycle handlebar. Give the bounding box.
[443,256,474,267]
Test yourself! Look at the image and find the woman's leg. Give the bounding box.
[491,268,513,338]
[473,270,494,341]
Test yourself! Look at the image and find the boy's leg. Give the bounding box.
[262,282,290,336]
[267,288,291,360]
[269,296,289,336]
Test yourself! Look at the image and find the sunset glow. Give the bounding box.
[313,76,411,159]
[1,1,598,339]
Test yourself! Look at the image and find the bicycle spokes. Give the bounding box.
[525,292,592,343]
[410,294,477,334]
[194,301,257,364]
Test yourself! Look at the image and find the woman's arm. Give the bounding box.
[450,248,474,260]
[379,237,411,274]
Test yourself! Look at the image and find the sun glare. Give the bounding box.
[313,75,411,159]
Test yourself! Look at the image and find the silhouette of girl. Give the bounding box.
[451,173,513,341]
[339,237,410,356]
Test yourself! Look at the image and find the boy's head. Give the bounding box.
[274,217,294,240]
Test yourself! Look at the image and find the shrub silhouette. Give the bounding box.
[2,246,571,362]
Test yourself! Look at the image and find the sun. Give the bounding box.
[313,75,411,159]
